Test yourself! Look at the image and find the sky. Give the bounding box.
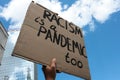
[0,0,120,80]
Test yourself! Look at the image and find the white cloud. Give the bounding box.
[91,0,120,23]
[36,0,62,13]
[59,0,93,28]
[0,0,31,23]
[8,31,19,44]
[0,0,120,32]
[89,21,95,31]
[63,4,68,10]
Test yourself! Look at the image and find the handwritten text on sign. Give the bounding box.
[34,9,87,68]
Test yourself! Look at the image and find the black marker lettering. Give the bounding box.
[35,17,39,23]
[61,35,67,47]
[72,40,82,55]
[69,23,74,33]
[65,20,68,30]
[45,29,52,42]
[75,26,83,38]
[35,17,44,25]
[50,25,57,32]
[51,14,58,24]
[67,38,72,52]
[65,52,70,63]
[71,58,77,66]
[43,10,51,21]
[58,18,65,28]
[65,52,83,68]
[37,26,47,36]
[77,61,83,68]
[81,46,87,58]
[40,19,44,25]
[53,31,61,45]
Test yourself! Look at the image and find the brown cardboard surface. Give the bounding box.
[12,1,91,80]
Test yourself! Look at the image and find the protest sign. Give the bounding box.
[12,1,91,80]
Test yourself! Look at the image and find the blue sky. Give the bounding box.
[0,0,120,80]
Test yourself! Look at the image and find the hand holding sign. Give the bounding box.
[42,58,56,80]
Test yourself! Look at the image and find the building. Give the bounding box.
[0,21,8,65]
[0,22,38,80]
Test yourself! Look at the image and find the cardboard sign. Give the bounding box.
[12,1,91,80]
